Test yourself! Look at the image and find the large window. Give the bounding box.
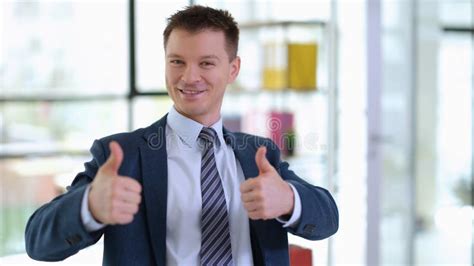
[0,0,180,261]
[4,1,471,265]
[378,0,473,265]
[414,1,472,264]
[1,0,339,264]
[135,1,186,92]
[1,1,128,97]
[0,1,128,259]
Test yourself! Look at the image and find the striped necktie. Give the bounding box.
[199,127,233,266]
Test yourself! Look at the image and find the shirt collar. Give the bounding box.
[167,106,225,148]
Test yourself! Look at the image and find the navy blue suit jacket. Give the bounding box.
[25,115,338,265]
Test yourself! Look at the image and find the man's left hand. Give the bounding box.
[240,146,294,220]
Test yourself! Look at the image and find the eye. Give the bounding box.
[200,61,215,68]
[170,59,184,65]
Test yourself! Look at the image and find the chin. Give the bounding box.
[177,106,205,118]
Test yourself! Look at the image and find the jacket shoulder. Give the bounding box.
[98,115,166,150]
[227,131,281,165]
[230,132,279,150]
[98,127,147,147]
[93,117,165,159]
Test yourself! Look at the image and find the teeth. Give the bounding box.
[180,90,203,95]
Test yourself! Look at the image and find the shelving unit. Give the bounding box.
[222,19,335,181]
[221,17,338,265]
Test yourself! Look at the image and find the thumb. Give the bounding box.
[103,141,123,175]
[255,146,273,175]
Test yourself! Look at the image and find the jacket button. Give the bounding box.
[66,235,82,246]
[303,224,316,234]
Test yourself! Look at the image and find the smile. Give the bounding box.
[178,89,206,95]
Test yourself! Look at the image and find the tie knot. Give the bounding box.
[199,127,217,144]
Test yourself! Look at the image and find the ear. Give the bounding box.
[227,56,241,83]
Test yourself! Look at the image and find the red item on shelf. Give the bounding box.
[289,244,312,266]
[268,111,294,156]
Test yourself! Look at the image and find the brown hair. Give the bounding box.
[163,5,239,60]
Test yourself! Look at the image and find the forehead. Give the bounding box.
[165,29,229,59]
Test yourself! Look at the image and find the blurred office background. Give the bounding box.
[0,0,472,265]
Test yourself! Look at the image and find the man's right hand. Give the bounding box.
[88,141,142,225]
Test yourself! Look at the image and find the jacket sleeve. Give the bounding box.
[24,140,106,261]
[265,139,339,240]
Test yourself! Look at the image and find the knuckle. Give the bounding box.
[111,180,121,191]
[255,193,264,202]
[134,181,142,192]
[125,178,141,192]
[119,176,128,185]
[110,212,119,223]
[240,181,250,191]
[254,180,263,190]
[111,199,120,209]
[123,215,133,224]
[132,204,139,214]
[137,195,142,204]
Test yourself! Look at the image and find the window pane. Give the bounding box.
[255,1,330,22]
[0,1,128,96]
[195,0,330,22]
[132,96,173,129]
[332,1,368,264]
[0,156,103,262]
[380,0,414,264]
[440,0,472,26]
[1,101,128,156]
[194,0,259,22]
[414,33,472,265]
[136,0,189,92]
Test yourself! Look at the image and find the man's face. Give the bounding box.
[165,29,240,125]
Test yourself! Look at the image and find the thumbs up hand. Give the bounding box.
[88,141,142,225]
[240,146,294,220]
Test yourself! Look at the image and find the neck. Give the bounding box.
[174,108,220,127]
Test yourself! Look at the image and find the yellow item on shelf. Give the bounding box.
[262,42,318,91]
[263,68,287,90]
[288,43,318,90]
[262,42,286,91]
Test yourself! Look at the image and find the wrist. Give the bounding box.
[87,187,102,224]
[284,183,295,216]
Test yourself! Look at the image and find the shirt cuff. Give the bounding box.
[276,183,302,228]
[81,185,106,232]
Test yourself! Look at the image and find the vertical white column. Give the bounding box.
[327,0,338,265]
[366,0,382,265]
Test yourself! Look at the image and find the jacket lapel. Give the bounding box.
[139,123,269,264]
[223,128,259,178]
[223,128,267,264]
[140,115,168,265]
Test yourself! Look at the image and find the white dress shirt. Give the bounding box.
[81,106,302,265]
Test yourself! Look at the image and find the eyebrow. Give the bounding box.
[166,54,221,61]
[201,55,220,61]
[166,53,182,59]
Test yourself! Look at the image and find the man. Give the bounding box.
[25,5,338,265]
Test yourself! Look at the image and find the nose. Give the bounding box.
[181,65,201,84]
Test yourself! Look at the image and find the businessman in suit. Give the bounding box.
[25,5,338,265]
